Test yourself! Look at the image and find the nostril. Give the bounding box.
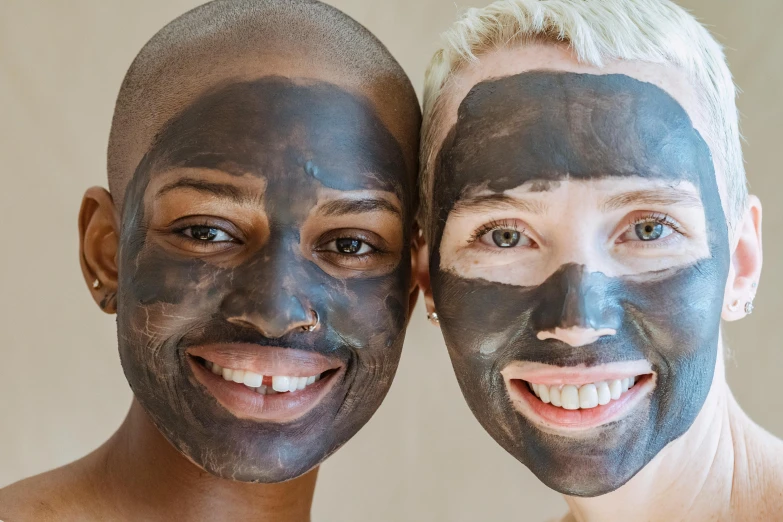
[537,326,617,347]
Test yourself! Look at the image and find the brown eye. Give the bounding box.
[182,225,234,242]
[325,238,374,255]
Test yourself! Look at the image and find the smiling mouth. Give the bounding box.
[186,344,343,422]
[502,361,655,431]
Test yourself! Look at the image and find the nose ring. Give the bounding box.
[303,309,319,332]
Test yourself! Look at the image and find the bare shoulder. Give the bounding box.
[0,461,101,522]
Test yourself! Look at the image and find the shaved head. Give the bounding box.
[108,0,420,208]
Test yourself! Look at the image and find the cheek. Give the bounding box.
[118,247,231,347]
[328,270,409,351]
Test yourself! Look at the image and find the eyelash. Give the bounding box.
[172,220,241,245]
[468,219,524,245]
[625,212,684,235]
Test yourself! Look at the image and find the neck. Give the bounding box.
[84,400,317,521]
[562,353,771,522]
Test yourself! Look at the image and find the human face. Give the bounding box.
[116,77,414,482]
[428,70,729,496]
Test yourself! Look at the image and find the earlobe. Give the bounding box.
[79,187,120,314]
[722,195,762,322]
[414,232,437,320]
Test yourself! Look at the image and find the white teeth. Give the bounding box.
[209,362,323,394]
[538,384,551,404]
[579,384,598,409]
[549,386,562,407]
[561,385,580,410]
[231,369,246,384]
[609,379,622,400]
[273,376,291,392]
[528,376,641,410]
[596,381,611,406]
[243,371,263,388]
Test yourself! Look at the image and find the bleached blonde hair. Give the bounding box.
[420,0,746,233]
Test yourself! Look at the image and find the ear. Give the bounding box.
[79,187,120,314]
[406,223,421,318]
[722,195,762,321]
[415,231,436,321]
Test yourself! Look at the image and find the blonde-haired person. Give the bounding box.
[415,0,782,520]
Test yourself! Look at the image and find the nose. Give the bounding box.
[532,264,621,347]
[219,245,318,339]
[221,292,314,339]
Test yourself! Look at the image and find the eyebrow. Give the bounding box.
[318,198,401,217]
[155,178,257,204]
[601,188,703,212]
[451,193,548,216]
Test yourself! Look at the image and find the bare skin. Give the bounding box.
[419,43,783,522]
[0,401,318,521]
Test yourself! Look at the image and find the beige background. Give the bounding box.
[0,1,780,520]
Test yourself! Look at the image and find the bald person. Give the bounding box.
[0,1,421,520]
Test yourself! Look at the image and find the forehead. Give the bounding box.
[439,44,707,141]
[143,77,409,200]
[442,70,715,192]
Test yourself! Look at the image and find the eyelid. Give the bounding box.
[314,229,389,254]
[622,212,685,236]
[468,218,535,245]
[167,215,245,243]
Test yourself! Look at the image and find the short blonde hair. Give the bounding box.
[421,0,746,233]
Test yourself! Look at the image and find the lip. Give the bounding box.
[501,360,655,433]
[186,344,343,423]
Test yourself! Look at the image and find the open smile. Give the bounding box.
[502,360,656,432]
[186,343,343,423]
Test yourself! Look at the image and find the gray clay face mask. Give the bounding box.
[117,77,413,482]
[429,71,730,496]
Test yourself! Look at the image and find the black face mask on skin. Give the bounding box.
[429,71,730,496]
[117,77,414,483]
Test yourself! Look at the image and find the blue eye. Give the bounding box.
[492,229,521,248]
[634,222,665,241]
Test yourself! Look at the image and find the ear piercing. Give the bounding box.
[302,310,319,332]
[744,301,754,315]
[427,312,440,325]
[92,279,101,289]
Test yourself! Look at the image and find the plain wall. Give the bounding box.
[0,1,780,520]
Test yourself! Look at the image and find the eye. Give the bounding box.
[618,215,679,243]
[471,220,534,249]
[324,238,375,255]
[491,229,521,247]
[180,225,235,242]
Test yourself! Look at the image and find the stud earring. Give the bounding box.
[744,301,754,315]
[427,312,440,325]
[92,279,101,289]
[727,299,740,312]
